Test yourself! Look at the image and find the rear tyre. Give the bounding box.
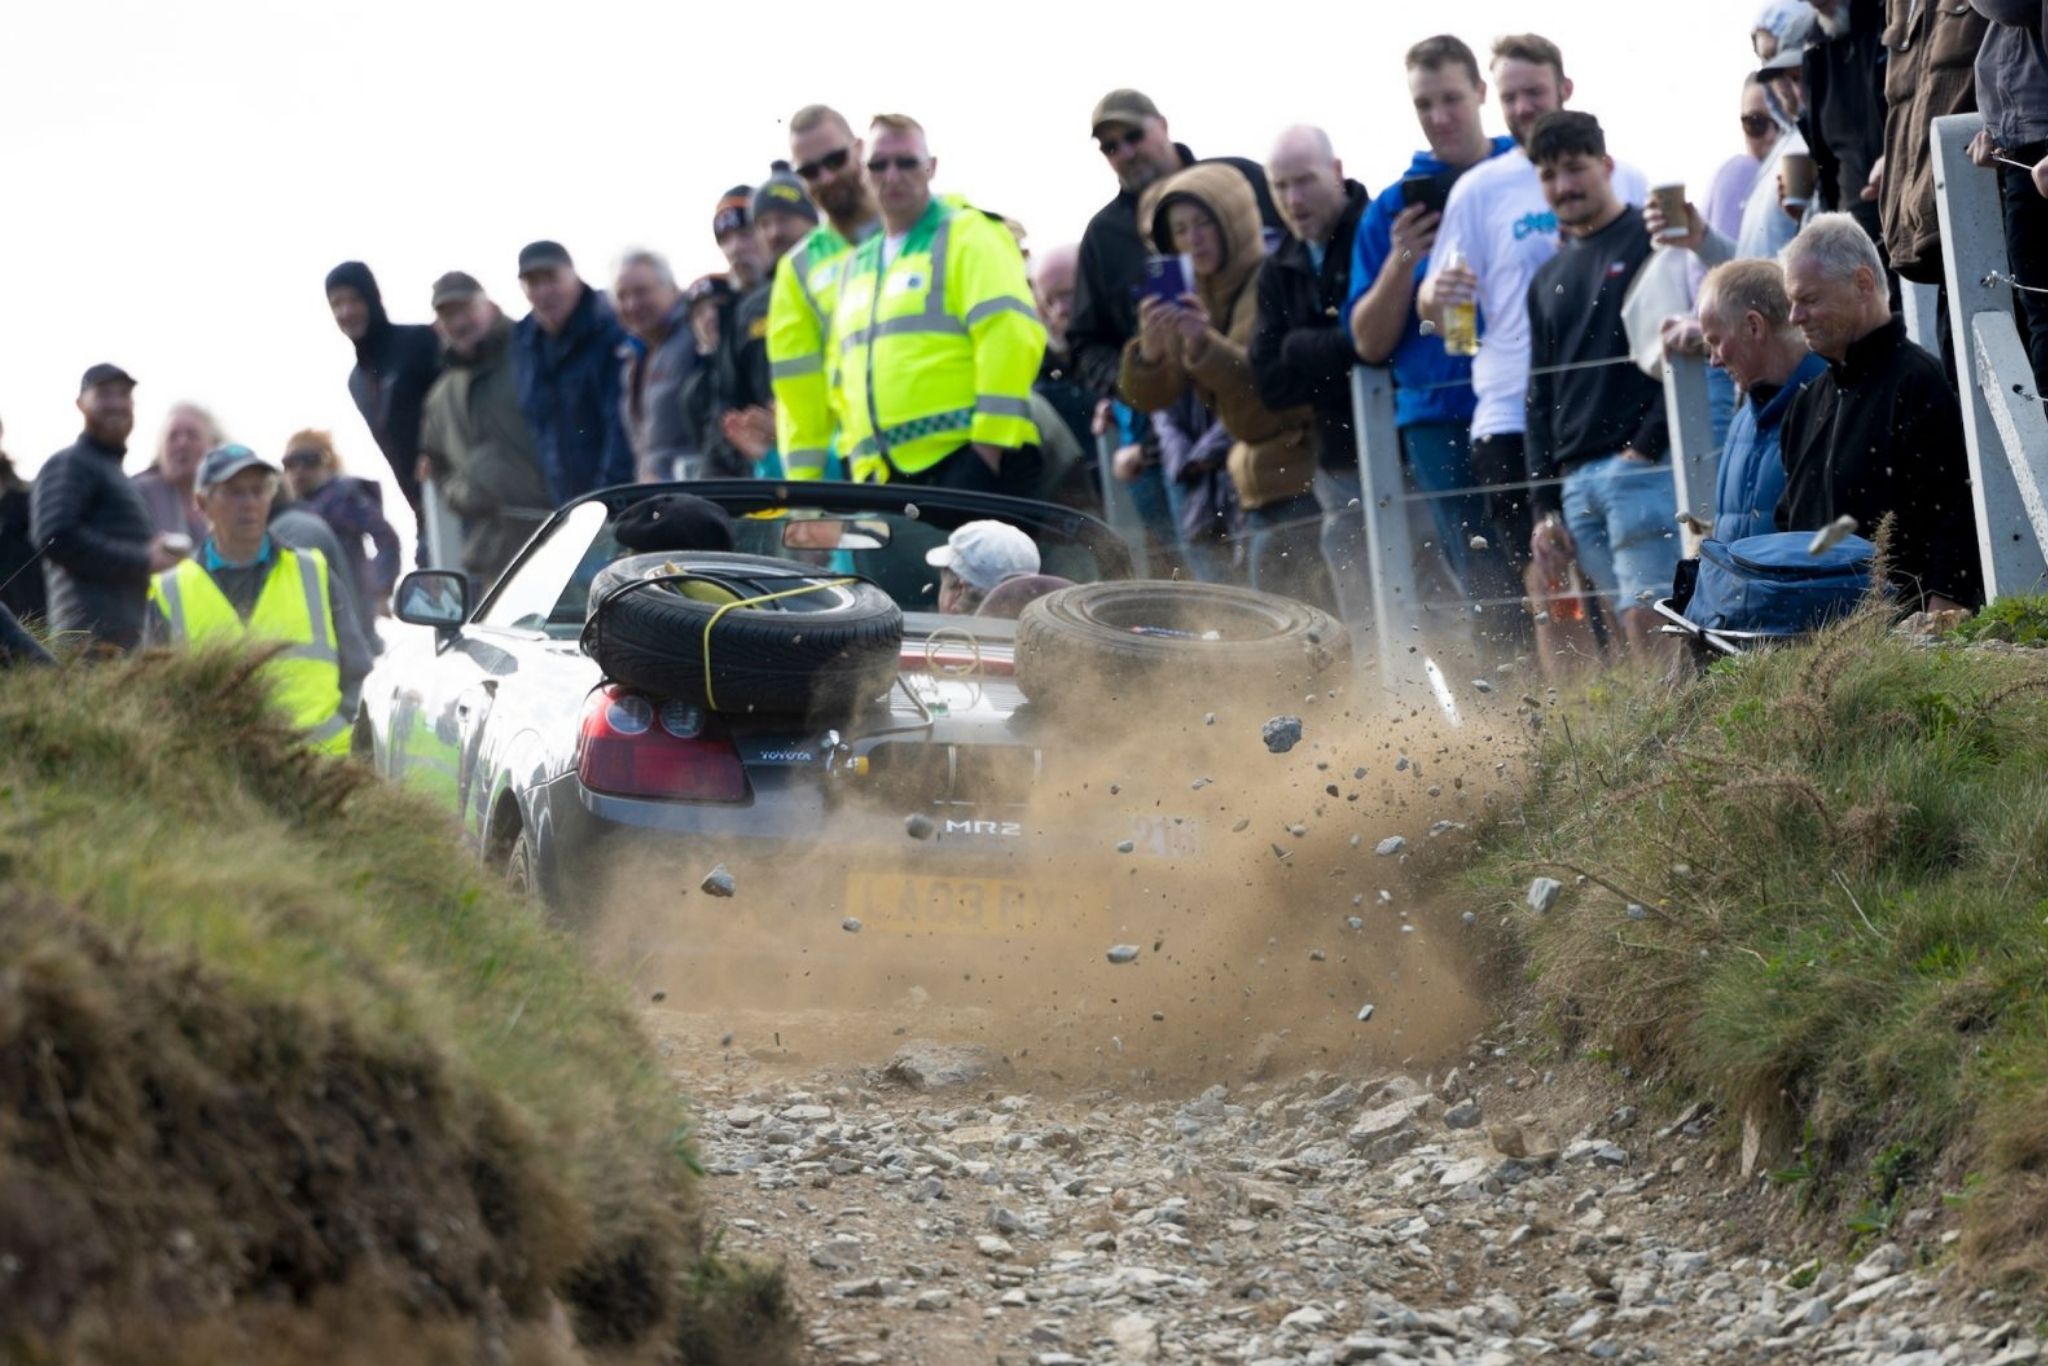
[1013,579,1348,708]
[505,829,538,903]
[585,552,903,715]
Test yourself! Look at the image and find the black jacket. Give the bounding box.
[29,432,156,648]
[1778,315,1984,607]
[1249,180,1371,471]
[1068,145,1285,400]
[681,283,773,478]
[0,455,46,621]
[328,261,442,514]
[1801,0,1889,248]
[1524,207,1671,513]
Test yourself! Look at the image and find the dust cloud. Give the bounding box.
[580,636,1528,1097]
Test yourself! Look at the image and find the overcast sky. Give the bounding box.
[1,0,1760,542]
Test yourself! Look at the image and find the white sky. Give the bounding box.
[1,0,1760,547]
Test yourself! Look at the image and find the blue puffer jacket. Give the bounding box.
[1715,351,1828,543]
[514,283,635,504]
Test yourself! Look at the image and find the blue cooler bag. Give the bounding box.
[1682,531,1879,636]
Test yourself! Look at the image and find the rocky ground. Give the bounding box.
[645,1008,2042,1366]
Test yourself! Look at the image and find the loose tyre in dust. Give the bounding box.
[1012,580,1348,707]
[584,552,903,715]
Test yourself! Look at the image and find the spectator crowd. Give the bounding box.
[4,1,2047,711]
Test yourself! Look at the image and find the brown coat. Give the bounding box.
[1117,163,1316,510]
[1881,0,1990,283]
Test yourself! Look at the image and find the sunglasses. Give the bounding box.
[1739,113,1775,135]
[795,148,851,181]
[281,450,323,469]
[1098,128,1147,157]
[866,155,925,174]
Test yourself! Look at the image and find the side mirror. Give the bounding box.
[394,570,470,631]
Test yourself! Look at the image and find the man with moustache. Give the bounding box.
[768,103,883,481]
[31,364,189,650]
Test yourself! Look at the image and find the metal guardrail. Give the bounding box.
[1094,428,1153,568]
[1931,113,2048,601]
[419,477,464,574]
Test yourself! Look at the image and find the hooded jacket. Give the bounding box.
[326,262,442,514]
[1880,0,1991,283]
[1800,0,1889,246]
[419,313,553,584]
[1249,179,1371,472]
[513,282,635,504]
[1118,164,1317,510]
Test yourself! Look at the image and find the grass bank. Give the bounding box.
[1467,608,2048,1282]
[0,647,798,1363]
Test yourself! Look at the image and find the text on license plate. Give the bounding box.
[843,872,1064,937]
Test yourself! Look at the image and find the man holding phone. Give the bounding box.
[1347,35,1518,633]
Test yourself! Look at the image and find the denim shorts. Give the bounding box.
[1559,453,1680,617]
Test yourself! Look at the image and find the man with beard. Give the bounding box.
[418,272,554,586]
[768,104,883,481]
[1419,34,1647,613]
[31,364,188,649]
[325,260,442,517]
[1521,112,1676,660]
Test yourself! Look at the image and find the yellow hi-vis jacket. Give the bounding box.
[767,223,861,480]
[148,546,349,754]
[829,198,1046,480]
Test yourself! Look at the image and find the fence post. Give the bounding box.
[1931,111,2048,600]
[1901,280,1943,355]
[1094,429,1151,569]
[1349,365,1429,703]
[1660,350,1717,528]
[419,478,463,573]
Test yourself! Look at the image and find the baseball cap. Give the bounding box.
[925,520,1041,592]
[686,274,737,308]
[79,362,137,393]
[713,186,753,242]
[431,270,484,308]
[752,162,819,226]
[517,240,574,277]
[196,443,278,490]
[1091,88,1161,137]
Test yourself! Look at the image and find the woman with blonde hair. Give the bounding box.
[133,401,219,540]
[280,428,401,615]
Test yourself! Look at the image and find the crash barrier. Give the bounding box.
[1930,113,2048,602]
[1094,428,1153,565]
[1346,351,1715,700]
[419,477,464,576]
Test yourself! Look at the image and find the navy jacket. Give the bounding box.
[1714,351,1827,543]
[515,283,635,504]
[328,261,441,514]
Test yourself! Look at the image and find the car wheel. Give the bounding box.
[505,829,539,902]
[583,551,903,715]
[1013,579,1348,708]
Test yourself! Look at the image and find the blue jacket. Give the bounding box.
[514,283,635,504]
[1347,137,1515,430]
[1715,350,1828,543]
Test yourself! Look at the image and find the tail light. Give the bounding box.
[575,686,749,802]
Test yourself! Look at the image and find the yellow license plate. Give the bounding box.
[844,872,1059,937]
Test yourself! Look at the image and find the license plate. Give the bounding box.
[843,872,1063,937]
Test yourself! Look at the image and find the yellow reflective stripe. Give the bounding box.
[772,355,824,379]
[975,394,1034,420]
[965,296,1039,327]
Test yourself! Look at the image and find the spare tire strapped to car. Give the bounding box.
[1012,579,1347,707]
[583,551,904,716]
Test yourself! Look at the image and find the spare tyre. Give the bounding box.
[584,551,902,715]
[1013,580,1347,708]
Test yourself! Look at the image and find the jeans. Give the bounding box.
[1243,492,1334,612]
[1559,454,1681,618]
[1123,462,1234,581]
[1399,422,1524,648]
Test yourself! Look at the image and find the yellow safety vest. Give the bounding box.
[829,198,1046,480]
[768,223,865,481]
[148,546,349,754]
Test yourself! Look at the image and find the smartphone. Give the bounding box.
[1399,171,1457,217]
[1136,253,1196,306]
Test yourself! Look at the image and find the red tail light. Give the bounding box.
[575,687,749,802]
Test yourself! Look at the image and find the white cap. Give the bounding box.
[925,520,1041,591]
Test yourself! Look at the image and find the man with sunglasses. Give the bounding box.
[829,114,1046,494]
[767,104,883,481]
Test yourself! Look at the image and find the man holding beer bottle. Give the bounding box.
[1348,34,1517,626]
[1417,33,1647,640]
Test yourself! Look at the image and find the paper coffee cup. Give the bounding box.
[1780,151,1817,208]
[1651,183,1688,240]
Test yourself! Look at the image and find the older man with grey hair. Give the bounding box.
[612,248,698,481]
[1776,213,1983,611]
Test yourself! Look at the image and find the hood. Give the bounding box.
[325,260,393,363]
[1137,162,1264,318]
[1753,0,1815,48]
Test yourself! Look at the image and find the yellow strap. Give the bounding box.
[700,578,858,712]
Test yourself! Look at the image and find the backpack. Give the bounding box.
[1681,531,1881,636]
